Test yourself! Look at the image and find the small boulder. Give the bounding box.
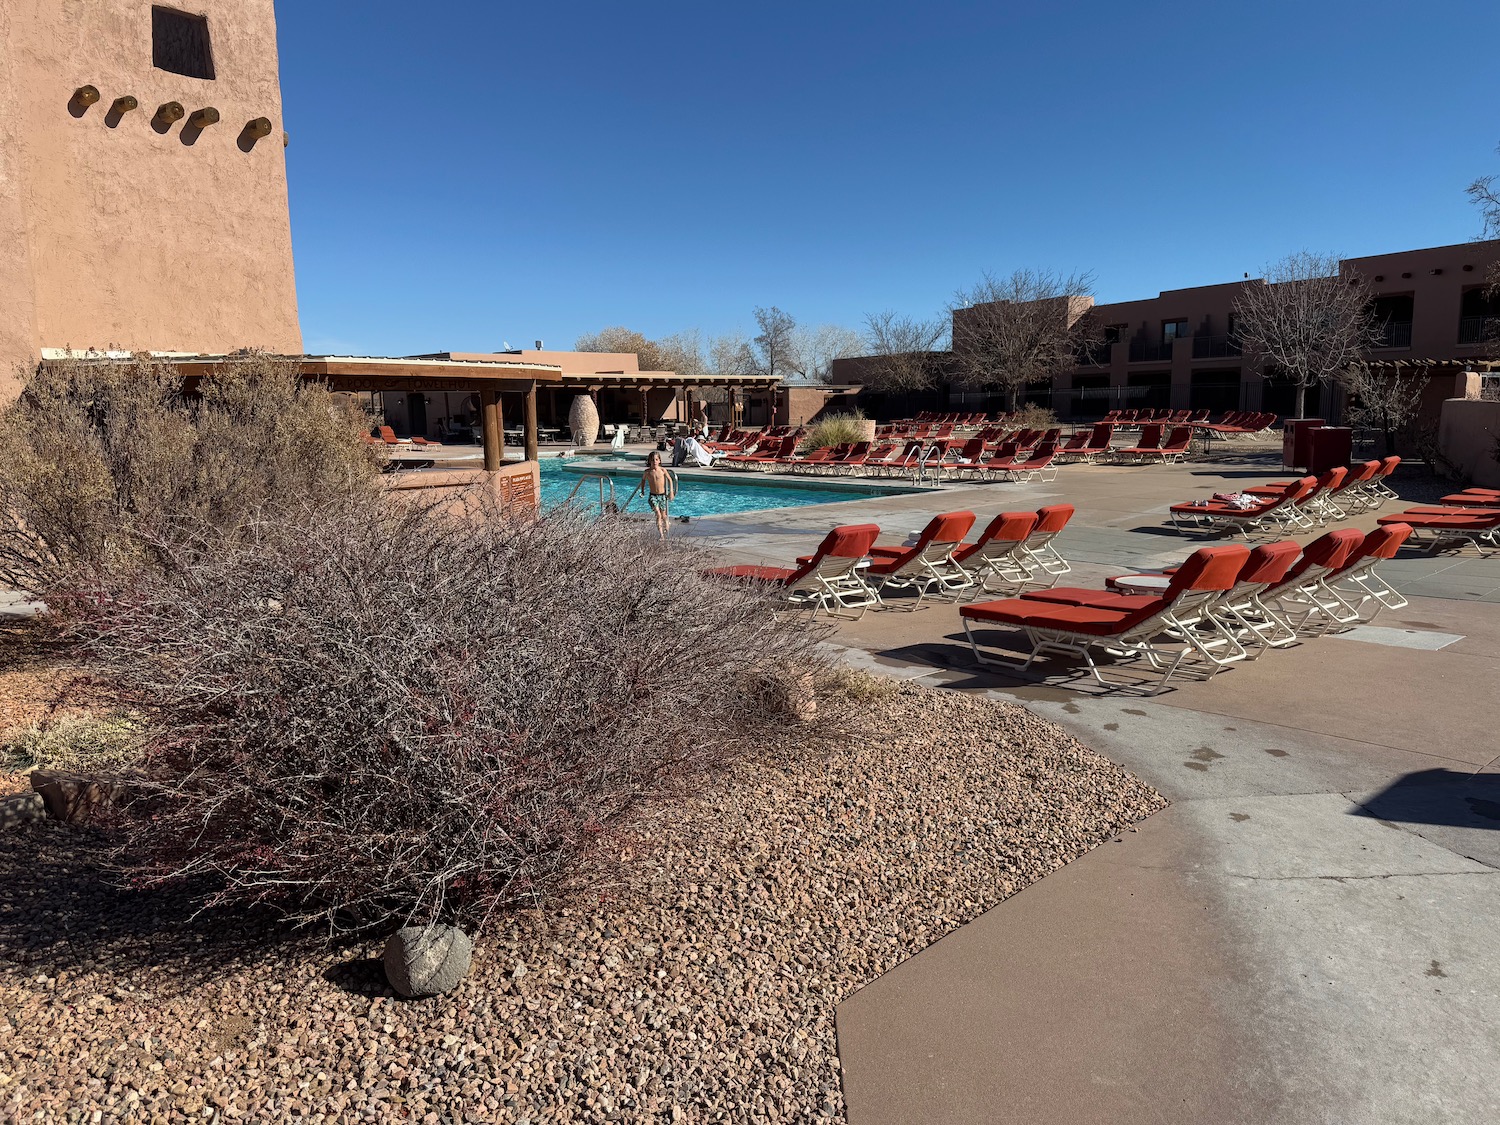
[30,772,124,825]
[0,792,46,830]
[382,925,473,998]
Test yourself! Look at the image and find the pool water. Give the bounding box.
[540,458,909,519]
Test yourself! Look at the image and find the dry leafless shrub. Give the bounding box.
[71,493,832,936]
[0,352,381,602]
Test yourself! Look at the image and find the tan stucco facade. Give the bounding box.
[0,0,302,401]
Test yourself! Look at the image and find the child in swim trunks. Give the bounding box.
[631,451,675,539]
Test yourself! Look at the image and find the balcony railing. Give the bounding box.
[1191,333,1242,359]
[1459,316,1499,346]
[1128,339,1175,363]
[1373,321,1412,349]
[1075,340,1115,366]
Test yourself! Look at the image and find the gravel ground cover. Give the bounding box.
[0,679,1163,1123]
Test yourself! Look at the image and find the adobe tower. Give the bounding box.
[0,1,303,400]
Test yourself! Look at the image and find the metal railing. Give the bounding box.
[1191,334,1242,359]
[1373,321,1412,349]
[1128,339,1175,363]
[1459,316,1498,346]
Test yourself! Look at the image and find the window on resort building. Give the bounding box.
[1162,319,1189,345]
[152,7,216,80]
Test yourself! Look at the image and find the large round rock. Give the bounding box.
[382,925,473,998]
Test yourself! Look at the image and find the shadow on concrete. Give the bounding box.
[1352,769,1500,832]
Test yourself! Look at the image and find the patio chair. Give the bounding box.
[1256,529,1365,637]
[951,511,1041,596]
[1376,506,1500,555]
[959,544,1252,693]
[377,426,410,446]
[1169,477,1317,537]
[704,523,882,619]
[1019,504,1075,578]
[1116,423,1165,462]
[865,511,978,610]
[1002,440,1060,483]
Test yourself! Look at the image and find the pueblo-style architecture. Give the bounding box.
[0,2,769,501]
[0,1,303,400]
[836,241,1500,424]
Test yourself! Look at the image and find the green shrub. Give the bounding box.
[801,410,870,451]
[2,716,143,774]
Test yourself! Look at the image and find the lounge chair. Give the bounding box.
[704,523,881,619]
[959,544,1251,693]
[1377,506,1500,555]
[865,511,978,610]
[377,426,410,446]
[951,511,1041,596]
[1019,504,1075,578]
[1169,477,1316,537]
[1001,440,1059,482]
[1116,423,1164,462]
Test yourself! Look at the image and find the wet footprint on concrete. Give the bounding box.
[1103,722,1119,731]
[1229,812,1251,822]
[1184,747,1225,772]
[1264,748,1290,758]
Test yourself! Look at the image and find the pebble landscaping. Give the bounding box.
[0,679,1163,1122]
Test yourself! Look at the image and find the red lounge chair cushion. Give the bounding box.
[704,565,797,584]
[1442,494,1500,508]
[1019,589,1160,611]
[961,600,1141,635]
[1380,511,1500,531]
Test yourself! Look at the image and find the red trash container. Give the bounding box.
[1307,427,1352,477]
[1282,418,1326,471]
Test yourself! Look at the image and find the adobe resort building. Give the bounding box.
[0,0,768,489]
[838,241,1500,422]
[3,2,1495,461]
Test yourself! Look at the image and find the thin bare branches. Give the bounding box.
[1231,252,1381,418]
[949,269,1098,396]
[75,498,831,937]
[858,311,949,393]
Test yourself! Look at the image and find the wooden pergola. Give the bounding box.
[168,354,565,471]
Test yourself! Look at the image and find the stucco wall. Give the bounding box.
[1,0,302,401]
[1438,398,1500,489]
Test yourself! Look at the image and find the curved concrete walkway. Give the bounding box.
[686,457,1500,1123]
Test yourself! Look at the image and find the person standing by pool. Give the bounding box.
[629,451,676,539]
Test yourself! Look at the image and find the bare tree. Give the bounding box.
[1468,143,1500,251]
[752,306,799,381]
[1231,252,1381,419]
[574,326,667,371]
[788,324,863,383]
[948,269,1098,405]
[1338,364,1427,457]
[708,333,758,379]
[657,329,709,380]
[859,310,949,392]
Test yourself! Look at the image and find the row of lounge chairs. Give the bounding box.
[1170,458,1401,536]
[1375,487,1500,555]
[704,506,1078,617]
[1100,409,1275,435]
[961,523,1412,693]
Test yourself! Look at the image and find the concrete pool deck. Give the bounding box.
[683,453,1500,1124]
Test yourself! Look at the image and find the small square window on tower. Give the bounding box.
[152,7,216,80]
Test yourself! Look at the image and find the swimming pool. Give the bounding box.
[541,456,919,519]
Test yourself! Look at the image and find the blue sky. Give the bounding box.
[277,0,1500,357]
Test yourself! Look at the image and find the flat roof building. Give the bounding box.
[0,1,303,400]
[838,240,1500,422]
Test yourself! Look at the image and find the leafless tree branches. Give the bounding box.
[74,497,832,936]
[858,311,949,393]
[948,269,1098,401]
[1231,252,1381,419]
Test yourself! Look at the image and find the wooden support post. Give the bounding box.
[524,383,539,462]
[640,387,649,427]
[481,387,504,471]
